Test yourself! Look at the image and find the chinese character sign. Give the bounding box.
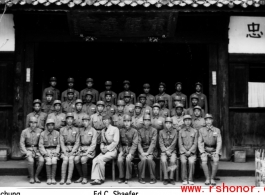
[229,16,265,53]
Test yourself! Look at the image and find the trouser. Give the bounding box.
[160,152,177,180]
[26,151,44,179]
[117,152,134,179]
[91,149,117,180]
[74,154,94,178]
[61,153,75,181]
[200,152,219,180]
[138,154,156,179]
[180,154,196,182]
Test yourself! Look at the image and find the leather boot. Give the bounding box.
[28,162,35,184]
[35,160,44,183]
[66,162,74,185]
[74,163,83,183]
[82,163,88,184]
[51,164,57,184]
[46,165,52,185]
[60,162,67,185]
[201,163,210,185]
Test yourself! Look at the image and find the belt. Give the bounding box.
[44,146,57,148]
[65,142,74,146]
[122,143,132,147]
[205,144,216,148]
[26,145,37,147]
[80,144,91,147]
[95,129,104,131]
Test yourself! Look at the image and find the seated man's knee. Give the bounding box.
[62,157,69,163]
[161,156,167,163]
[147,156,153,162]
[81,157,88,164]
[51,158,57,164]
[46,158,52,165]
[74,156,80,164]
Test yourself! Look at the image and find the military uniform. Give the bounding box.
[104,103,117,116]
[82,102,97,116]
[132,114,143,130]
[100,91,117,105]
[61,89,79,102]
[171,92,188,108]
[159,107,170,118]
[80,88,99,104]
[172,115,185,131]
[26,111,47,130]
[41,102,54,115]
[118,91,136,105]
[151,115,165,132]
[47,112,66,131]
[124,103,135,116]
[112,112,125,129]
[139,94,155,107]
[42,86,60,103]
[90,112,105,144]
[73,111,86,129]
[186,105,205,118]
[192,117,206,131]
[62,100,76,113]
[189,82,208,113]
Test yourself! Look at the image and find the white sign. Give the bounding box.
[0,14,15,51]
[229,16,265,54]
[26,68,30,82]
[212,71,217,85]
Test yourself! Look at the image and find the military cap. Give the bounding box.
[67,88,75,94]
[29,116,38,123]
[152,103,161,109]
[66,112,74,118]
[174,95,182,101]
[204,113,213,119]
[175,103,184,109]
[183,115,192,120]
[165,117,173,123]
[135,102,143,108]
[97,101,105,106]
[124,91,131,97]
[53,100,61,106]
[46,90,53,96]
[33,99,42,105]
[195,82,202,87]
[157,96,165,102]
[159,82,166,88]
[105,91,112,96]
[139,94,147,99]
[102,114,111,120]
[117,100,125,106]
[175,82,182,86]
[50,77,57,82]
[190,94,199,100]
[123,114,131,121]
[82,114,90,120]
[75,99,83,105]
[67,77,74,83]
[143,83,150,88]
[143,114,151,120]
[123,80,130,84]
[46,118,55,124]
[86,91,93,97]
[86,78,93,83]
[193,105,202,111]
[105,81,112,86]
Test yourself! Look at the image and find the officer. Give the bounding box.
[157,96,170,118]
[61,77,79,102]
[74,114,97,184]
[39,118,60,185]
[159,117,178,185]
[82,91,97,116]
[112,100,126,129]
[118,80,136,104]
[170,96,187,117]
[151,103,165,134]
[73,99,86,129]
[138,83,155,107]
[189,82,208,113]
[41,90,54,114]
[20,116,44,184]
[187,94,205,118]
[155,82,172,110]
[59,113,80,185]
[198,114,222,186]
[131,103,144,131]
[103,91,117,116]
[47,100,66,131]
[90,114,120,185]
[42,77,60,103]
[124,91,135,116]
[117,115,138,184]
[26,99,47,130]
[172,103,185,132]
[138,114,157,184]
[171,82,188,109]
[179,115,198,185]
[191,106,206,131]
[80,78,99,104]
[99,81,117,105]
[62,89,76,113]
[139,94,152,116]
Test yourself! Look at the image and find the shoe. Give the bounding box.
[90,180,101,185]
[139,178,145,184]
[82,178,88,184]
[189,181,195,185]
[205,179,210,185]
[169,180,175,185]
[125,180,128,184]
[47,179,51,185]
[66,179,71,185]
[75,177,83,183]
[59,179,65,185]
[35,177,41,183]
[150,179,156,184]
[29,178,35,184]
[210,179,216,186]
[182,181,188,185]
[51,179,57,185]
[163,180,168,185]
[118,179,125,183]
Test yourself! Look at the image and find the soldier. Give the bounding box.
[62,89,76,113]
[90,114,120,185]
[198,114,222,186]
[170,96,187,117]
[82,91,97,116]
[103,91,117,116]
[74,115,97,184]
[59,113,80,185]
[151,103,165,134]
[117,115,138,184]
[157,96,170,118]
[131,103,144,131]
[26,99,47,130]
[138,94,152,116]
[172,103,185,132]
[138,114,157,184]
[171,82,188,109]
[124,91,135,116]
[191,106,206,131]
[159,117,178,185]
[112,100,126,129]
[61,77,79,102]
[99,81,117,105]
[47,100,66,131]
[189,82,208,113]
[118,80,136,104]
[20,116,44,184]
[179,115,198,185]
[39,119,60,185]
[155,82,172,110]
[80,78,99,104]
[138,83,155,107]
[41,90,54,114]
[73,99,86,129]
[187,94,205,118]
[42,77,60,103]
